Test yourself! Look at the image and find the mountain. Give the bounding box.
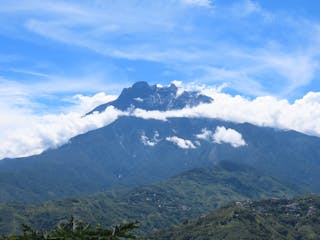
[0,161,301,235]
[87,81,213,113]
[148,194,320,240]
[0,82,320,203]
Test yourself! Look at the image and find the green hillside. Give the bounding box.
[0,162,301,235]
[148,195,320,240]
[1,116,320,204]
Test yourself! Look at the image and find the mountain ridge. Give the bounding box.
[0,161,302,235]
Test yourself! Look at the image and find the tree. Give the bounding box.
[1,216,139,240]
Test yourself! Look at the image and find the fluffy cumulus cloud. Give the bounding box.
[196,127,246,147]
[196,128,213,141]
[0,93,121,159]
[212,126,246,147]
[166,136,196,149]
[132,84,320,137]
[141,131,160,147]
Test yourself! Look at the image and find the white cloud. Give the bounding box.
[131,85,320,137]
[141,131,160,147]
[1,1,320,159]
[196,127,246,147]
[1,0,319,97]
[0,72,124,101]
[195,66,269,96]
[241,50,319,96]
[166,136,196,149]
[0,92,123,159]
[213,126,246,147]
[134,97,144,102]
[0,107,124,159]
[196,128,212,141]
[2,83,320,159]
[192,42,319,97]
[68,93,117,113]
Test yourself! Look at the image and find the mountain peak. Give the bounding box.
[131,81,150,89]
[88,82,212,113]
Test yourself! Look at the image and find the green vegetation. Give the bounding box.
[148,195,320,240]
[0,162,301,235]
[0,216,138,240]
[1,116,320,204]
[2,194,319,239]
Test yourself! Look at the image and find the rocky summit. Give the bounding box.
[87,81,213,113]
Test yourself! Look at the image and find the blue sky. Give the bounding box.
[1,0,320,113]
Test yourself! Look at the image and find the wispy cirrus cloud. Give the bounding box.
[229,0,267,18]
[194,48,319,97]
[1,0,319,97]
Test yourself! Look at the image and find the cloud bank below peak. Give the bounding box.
[0,92,121,160]
[1,83,320,160]
[131,87,320,137]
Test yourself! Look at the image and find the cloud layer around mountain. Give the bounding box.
[1,84,320,159]
[0,93,121,159]
[132,86,320,137]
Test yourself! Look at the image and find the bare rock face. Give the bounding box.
[87,81,213,114]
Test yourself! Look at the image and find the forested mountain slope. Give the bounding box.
[0,162,301,235]
[148,195,320,240]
